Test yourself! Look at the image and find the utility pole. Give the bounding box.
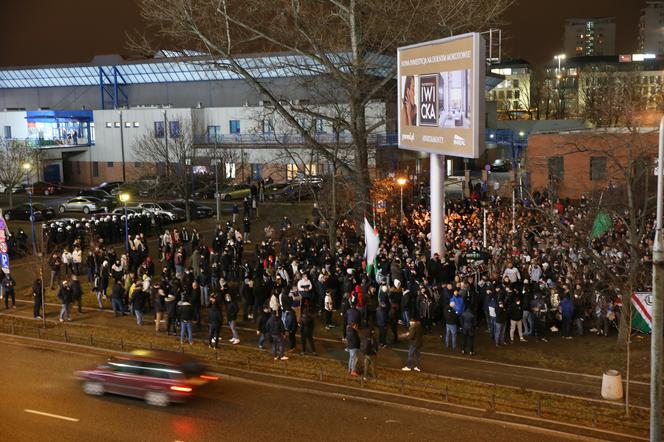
[164,110,169,175]
[119,111,126,182]
[650,116,664,442]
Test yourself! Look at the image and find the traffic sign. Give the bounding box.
[0,253,9,271]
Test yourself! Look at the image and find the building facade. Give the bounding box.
[487,60,532,119]
[564,17,616,57]
[638,1,664,54]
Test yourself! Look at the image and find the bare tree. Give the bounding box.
[0,141,37,208]
[133,0,513,222]
[132,117,200,221]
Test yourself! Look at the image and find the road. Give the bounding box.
[0,339,578,442]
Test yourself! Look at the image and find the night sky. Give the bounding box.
[0,0,646,69]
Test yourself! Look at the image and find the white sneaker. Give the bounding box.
[413,367,421,372]
[232,339,240,345]
[280,356,289,361]
[401,366,411,371]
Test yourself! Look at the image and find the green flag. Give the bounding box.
[590,211,612,239]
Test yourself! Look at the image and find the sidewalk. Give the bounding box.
[2,297,651,408]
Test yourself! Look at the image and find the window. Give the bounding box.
[229,120,241,134]
[315,119,325,134]
[224,163,236,179]
[251,164,262,181]
[208,125,221,142]
[105,122,112,128]
[92,161,99,177]
[3,126,11,139]
[287,163,299,180]
[513,100,520,109]
[512,79,519,88]
[590,157,607,181]
[124,121,131,128]
[134,162,141,168]
[506,90,513,99]
[154,121,165,138]
[262,119,274,135]
[514,90,520,99]
[133,122,140,128]
[548,157,564,180]
[109,359,143,375]
[107,162,114,168]
[169,120,180,138]
[114,122,120,128]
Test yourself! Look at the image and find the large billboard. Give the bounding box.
[397,33,485,158]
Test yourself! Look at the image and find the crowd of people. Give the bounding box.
[2,185,654,379]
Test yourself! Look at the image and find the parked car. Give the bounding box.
[169,200,214,218]
[75,349,216,406]
[269,182,320,202]
[3,203,56,221]
[219,184,251,201]
[93,181,124,194]
[0,183,25,194]
[59,196,110,214]
[137,202,186,222]
[29,181,62,196]
[491,159,512,172]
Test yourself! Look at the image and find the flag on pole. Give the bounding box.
[364,217,379,275]
[631,292,653,334]
[590,211,612,239]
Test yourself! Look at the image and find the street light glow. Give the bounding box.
[119,192,130,203]
[21,162,32,171]
[519,131,525,137]
[396,177,407,186]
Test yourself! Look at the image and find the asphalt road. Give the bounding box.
[0,339,578,442]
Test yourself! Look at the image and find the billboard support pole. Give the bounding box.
[430,153,445,257]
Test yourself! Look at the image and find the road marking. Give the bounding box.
[24,409,79,422]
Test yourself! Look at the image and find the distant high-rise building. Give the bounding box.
[638,1,664,54]
[564,17,616,56]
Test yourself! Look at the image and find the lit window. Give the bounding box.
[114,122,120,128]
[124,121,131,128]
[106,122,112,128]
[224,163,236,179]
[133,122,140,128]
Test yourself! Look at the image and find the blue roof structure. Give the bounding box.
[0,53,396,89]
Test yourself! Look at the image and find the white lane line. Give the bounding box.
[24,409,79,422]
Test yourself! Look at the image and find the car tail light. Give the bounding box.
[200,375,218,381]
[170,385,192,393]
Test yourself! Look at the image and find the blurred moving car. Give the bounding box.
[3,203,56,221]
[93,181,124,194]
[59,196,110,214]
[490,159,512,172]
[78,189,118,204]
[75,349,217,406]
[29,181,62,196]
[219,184,251,201]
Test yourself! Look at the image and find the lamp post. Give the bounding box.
[650,115,664,442]
[212,156,221,223]
[119,192,130,252]
[21,162,37,257]
[119,111,126,182]
[554,53,566,74]
[397,177,407,223]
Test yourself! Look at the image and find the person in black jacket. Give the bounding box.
[70,275,83,314]
[110,280,125,317]
[266,310,288,360]
[460,307,477,355]
[299,304,316,355]
[32,278,43,319]
[208,295,223,348]
[494,300,508,346]
[346,321,361,376]
[132,288,146,326]
[443,301,458,351]
[165,293,178,335]
[2,272,16,309]
[283,307,297,352]
[362,328,379,379]
[256,305,271,349]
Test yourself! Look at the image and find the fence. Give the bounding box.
[0,317,651,438]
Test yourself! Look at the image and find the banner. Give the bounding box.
[364,218,380,275]
[631,292,652,334]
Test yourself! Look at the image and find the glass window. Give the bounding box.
[229,120,241,134]
[133,122,140,128]
[224,163,236,179]
[124,121,131,128]
[208,125,221,142]
[262,119,274,135]
[287,164,299,180]
[169,120,180,138]
[154,121,165,138]
[548,157,564,180]
[114,122,120,128]
[590,157,607,181]
[251,164,262,181]
[3,126,11,139]
[107,162,114,168]
[106,122,112,128]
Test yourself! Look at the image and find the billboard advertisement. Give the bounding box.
[397,33,485,158]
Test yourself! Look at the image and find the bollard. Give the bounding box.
[536,398,542,417]
[149,342,153,350]
[89,335,94,346]
[491,392,496,410]
[360,376,364,388]
[319,368,323,381]
[247,356,251,370]
[36,327,41,339]
[10,321,15,335]
[400,380,404,394]
[444,386,449,402]
[592,412,597,427]
[120,337,124,351]
[64,329,69,342]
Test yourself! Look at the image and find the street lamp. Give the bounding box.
[119,192,130,252]
[554,53,566,73]
[397,177,407,223]
[21,162,38,257]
